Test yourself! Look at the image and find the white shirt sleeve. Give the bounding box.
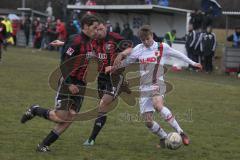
[162,43,197,66]
[116,44,141,69]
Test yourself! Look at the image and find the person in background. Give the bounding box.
[85,0,97,14]
[193,28,204,69]
[158,0,169,6]
[66,19,78,39]
[200,26,216,73]
[56,19,67,42]
[185,24,196,70]
[0,17,6,62]
[190,9,203,30]
[73,19,81,34]
[145,0,152,5]
[164,29,176,47]
[33,20,43,49]
[121,23,133,41]
[113,22,121,34]
[227,26,240,48]
[12,19,20,46]
[106,20,113,32]
[2,16,13,49]
[22,16,31,47]
[56,19,67,52]
[41,17,52,50]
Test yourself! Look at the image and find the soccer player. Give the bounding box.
[49,21,132,146]
[106,25,202,147]
[83,22,132,146]
[20,14,100,152]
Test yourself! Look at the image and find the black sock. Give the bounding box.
[89,114,107,141]
[33,107,50,119]
[41,130,59,146]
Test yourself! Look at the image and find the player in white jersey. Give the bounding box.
[106,25,202,147]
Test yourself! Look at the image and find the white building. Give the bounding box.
[67,5,191,38]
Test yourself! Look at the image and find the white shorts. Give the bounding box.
[139,83,166,114]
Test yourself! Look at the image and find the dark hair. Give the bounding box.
[80,14,100,29]
[171,29,176,34]
[138,25,153,40]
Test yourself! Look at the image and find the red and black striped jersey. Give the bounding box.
[61,32,94,84]
[92,32,130,73]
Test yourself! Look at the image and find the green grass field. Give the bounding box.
[0,47,239,160]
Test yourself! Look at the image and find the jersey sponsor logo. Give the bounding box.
[140,57,157,64]
[98,53,107,60]
[66,47,75,56]
[86,51,95,59]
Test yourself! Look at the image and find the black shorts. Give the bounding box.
[55,78,86,113]
[97,73,124,99]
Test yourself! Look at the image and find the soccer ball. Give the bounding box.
[165,132,183,150]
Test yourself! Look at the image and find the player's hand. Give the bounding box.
[105,66,115,74]
[49,40,65,47]
[69,84,79,95]
[113,54,124,66]
[194,63,203,70]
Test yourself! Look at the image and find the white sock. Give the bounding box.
[160,106,183,134]
[149,121,167,139]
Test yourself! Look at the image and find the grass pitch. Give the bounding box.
[0,47,239,160]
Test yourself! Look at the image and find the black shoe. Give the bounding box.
[159,138,166,148]
[36,144,51,152]
[21,105,39,123]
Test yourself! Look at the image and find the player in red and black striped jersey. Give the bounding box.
[83,22,133,146]
[20,14,100,152]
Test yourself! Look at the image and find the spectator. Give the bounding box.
[193,29,204,66]
[164,29,176,47]
[56,19,67,42]
[200,26,216,73]
[12,19,20,46]
[121,23,133,40]
[73,19,81,34]
[0,17,6,62]
[66,19,78,39]
[227,27,240,48]
[158,0,169,6]
[145,0,152,5]
[56,19,67,52]
[113,22,121,34]
[185,24,196,69]
[41,17,52,50]
[33,20,43,49]
[47,19,58,51]
[74,0,82,14]
[190,9,203,30]
[85,0,97,14]
[22,16,31,47]
[202,7,214,31]
[2,16,13,49]
[106,20,113,32]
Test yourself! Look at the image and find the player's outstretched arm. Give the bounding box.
[49,40,65,47]
[164,43,202,70]
[113,47,133,66]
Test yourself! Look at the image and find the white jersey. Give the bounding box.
[121,41,196,87]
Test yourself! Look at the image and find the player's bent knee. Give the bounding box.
[155,105,163,112]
